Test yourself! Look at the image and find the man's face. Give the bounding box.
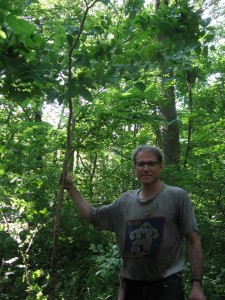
[134,151,163,185]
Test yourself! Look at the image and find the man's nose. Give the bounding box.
[143,163,150,170]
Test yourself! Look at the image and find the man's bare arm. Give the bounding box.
[64,172,92,223]
[186,231,206,300]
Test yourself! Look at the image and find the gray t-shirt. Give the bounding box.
[90,184,198,281]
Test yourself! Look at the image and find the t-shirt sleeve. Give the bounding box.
[90,200,120,232]
[177,189,198,236]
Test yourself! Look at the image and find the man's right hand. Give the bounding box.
[65,171,74,189]
[60,171,74,190]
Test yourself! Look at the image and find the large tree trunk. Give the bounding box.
[159,83,180,165]
[155,0,180,165]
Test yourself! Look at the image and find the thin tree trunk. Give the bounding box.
[184,71,193,167]
[48,2,98,298]
[48,107,74,300]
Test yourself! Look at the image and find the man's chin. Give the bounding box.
[141,178,153,184]
[140,176,158,185]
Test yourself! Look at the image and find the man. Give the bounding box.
[64,145,206,300]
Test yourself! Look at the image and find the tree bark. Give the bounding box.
[159,84,180,165]
[154,0,180,165]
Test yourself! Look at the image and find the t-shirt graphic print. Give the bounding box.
[123,217,166,259]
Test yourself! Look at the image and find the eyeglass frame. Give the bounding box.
[135,160,160,169]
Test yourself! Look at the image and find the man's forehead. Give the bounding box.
[136,151,157,160]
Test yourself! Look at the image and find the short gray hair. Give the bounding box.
[132,145,163,164]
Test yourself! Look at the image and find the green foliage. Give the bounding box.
[0,0,225,299]
[89,243,121,278]
[84,242,121,299]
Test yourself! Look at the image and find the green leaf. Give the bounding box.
[68,78,79,98]
[21,99,31,108]
[67,34,73,46]
[54,32,65,48]
[39,207,47,215]
[0,29,6,40]
[99,0,110,5]
[0,0,11,11]
[135,82,146,92]
[79,87,93,101]
[6,15,35,35]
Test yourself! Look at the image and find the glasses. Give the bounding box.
[136,161,159,169]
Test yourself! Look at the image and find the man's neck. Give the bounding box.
[139,180,162,202]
